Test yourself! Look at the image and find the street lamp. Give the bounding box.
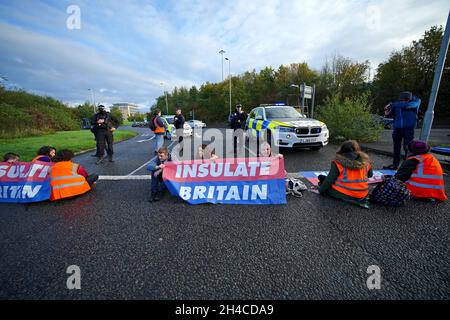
[160,82,169,115]
[225,57,232,119]
[290,84,301,112]
[88,88,96,112]
[219,49,226,82]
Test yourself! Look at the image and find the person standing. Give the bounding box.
[383,91,421,170]
[230,103,248,154]
[150,109,167,154]
[91,105,119,164]
[173,107,185,143]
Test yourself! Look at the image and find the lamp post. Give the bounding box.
[225,57,232,119]
[88,88,96,112]
[160,82,169,115]
[219,49,226,82]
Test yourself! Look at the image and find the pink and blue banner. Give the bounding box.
[163,157,286,205]
[0,162,53,203]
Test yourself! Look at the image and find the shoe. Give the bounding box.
[382,164,398,170]
[153,192,161,202]
[148,193,156,202]
[95,156,105,165]
[108,156,114,162]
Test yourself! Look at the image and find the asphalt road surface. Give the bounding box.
[1,126,449,299]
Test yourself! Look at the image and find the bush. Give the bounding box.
[316,92,383,143]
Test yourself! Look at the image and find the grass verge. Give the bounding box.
[0,129,138,161]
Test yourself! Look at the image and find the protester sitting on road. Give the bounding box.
[32,146,56,162]
[3,152,20,164]
[50,149,98,201]
[318,140,373,208]
[395,140,447,202]
[147,147,172,202]
[258,141,283,158]
[196,144,219,161]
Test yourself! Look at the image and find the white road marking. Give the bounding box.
[99,175,152,180]
[137,136,155,143]
[126,140,176,176]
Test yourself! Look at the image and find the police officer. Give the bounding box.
[91,105,119,164]
[174,107,185,143]
[230,103,247,154]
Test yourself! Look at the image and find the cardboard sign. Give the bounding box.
[0,162,53,203]
[163,157,286,205]
[299,170,397,186]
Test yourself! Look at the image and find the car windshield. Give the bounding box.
[265,107,301,119]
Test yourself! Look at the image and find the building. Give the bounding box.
[112,103,140,120]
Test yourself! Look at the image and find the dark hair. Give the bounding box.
[235,103,242,109]
[55,149,75,162]
[337,140,361,154]
[37,146,56,156]
[3,152,20,162]
[154,108,161,116]
[157,147,169,155]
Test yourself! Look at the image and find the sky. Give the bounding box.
[0,0,448,112]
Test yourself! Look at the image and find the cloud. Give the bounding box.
[0,0,448,109]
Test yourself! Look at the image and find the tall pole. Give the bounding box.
[165,91,169,115]
[420,11,450,142]
[88,88,96,112]
[311,84,316,118]
[226,58,231,118]
[219,49,225,82]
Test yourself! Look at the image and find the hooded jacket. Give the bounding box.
[390,96,421,129]
[319,151,373,205]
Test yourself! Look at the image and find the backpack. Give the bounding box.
[370,177,411,207]
[149,117,157,131]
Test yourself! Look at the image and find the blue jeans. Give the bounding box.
[392,127,415,167]
[155,133,164,152]
[151,171,166,193]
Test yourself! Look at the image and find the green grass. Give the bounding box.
[0,129,138,161]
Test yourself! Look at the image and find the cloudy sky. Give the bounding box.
[0,0,448,111]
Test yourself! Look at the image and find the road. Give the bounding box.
[0,126,449,299]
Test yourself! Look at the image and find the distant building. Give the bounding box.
[112,103,140,120]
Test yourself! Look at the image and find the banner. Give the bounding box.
[299,170,397,186]
[163,157,286,205]
[0,162,53,203]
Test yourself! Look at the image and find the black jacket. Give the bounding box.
[174,114,185,129]
[395,158,420,182]
[231,111,248,130]
[91,112,119,131]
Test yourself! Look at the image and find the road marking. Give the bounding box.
[137,136,155,143]
[99,175,152,180]
[126,140,176,176]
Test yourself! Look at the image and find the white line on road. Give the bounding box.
[126,140,176,176]
[137,136,155,143]
[99,175,152,180]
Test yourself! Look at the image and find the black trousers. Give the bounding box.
[392,127,414,167]
[95,130,113,157]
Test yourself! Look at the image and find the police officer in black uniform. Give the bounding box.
[173,107,185,143]
[91,105,119,164]
[230,103,248,154]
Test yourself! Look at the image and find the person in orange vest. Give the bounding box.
[150,109,167,154]
[395,140,447,202]
[32,146,56,162]
[318,140,373,208]
[50,149,98,201]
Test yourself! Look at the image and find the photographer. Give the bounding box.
[91,105,119,164]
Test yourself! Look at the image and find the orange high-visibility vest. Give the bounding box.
[32,155,44,162]
[50,161,91,201]
[331,161,370,199]
[153,117,165,134]
[405,153,447,202]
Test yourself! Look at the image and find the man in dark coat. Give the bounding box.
[91,105,119,164]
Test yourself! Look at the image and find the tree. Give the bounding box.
[110,106,124,125]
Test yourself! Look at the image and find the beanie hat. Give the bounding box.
[408,140,430,155]
[399,91,412,101]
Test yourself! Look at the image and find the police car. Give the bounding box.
[245,104,329,150]
[160,117,193,140]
